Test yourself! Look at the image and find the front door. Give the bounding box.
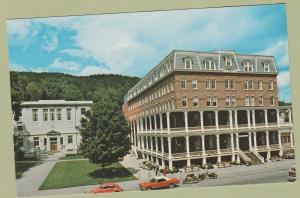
[239,134,249,151]
[50,137,58,151]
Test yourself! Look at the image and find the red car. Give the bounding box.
[90,182,124,193]
[139,176,180,190]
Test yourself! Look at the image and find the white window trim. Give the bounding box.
[185,59,193,69]
[192,79,198,89]
[181,80,187,89]
[181,97,188,108]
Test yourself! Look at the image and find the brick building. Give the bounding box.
[122,50,293,169]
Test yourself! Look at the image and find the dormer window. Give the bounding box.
[204,60,217,70]
[225,57,233,66]
[185,59,193,69]
[243,61,253,72]
[263,62,270,72]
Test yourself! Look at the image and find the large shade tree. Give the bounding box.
[79,88,131,170]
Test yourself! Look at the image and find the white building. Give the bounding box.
[14,100,93,154]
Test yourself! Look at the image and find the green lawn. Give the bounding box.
[15,161,41,179]
[39,160,136,190]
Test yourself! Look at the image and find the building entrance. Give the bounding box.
[239,133,249,151]
[50,137,58,151]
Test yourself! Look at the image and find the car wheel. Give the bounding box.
[168,184,175,189]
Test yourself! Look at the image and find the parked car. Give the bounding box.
[89,182,123,193]
[288,165,296,182]
[139,176,180,190]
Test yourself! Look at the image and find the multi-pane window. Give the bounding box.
[66,108,72,120]
[57,109,62,120]
[192,79,197,89]
[43,109,48,121]
[269,80,274,90]
[33,137,39,147]
[50,109,55,121]
[181,80,186,89]
[206,96,217,107]
[226,96,236,107]
[68,135,73,144]
[270,96,275,106]
[245,96,250,106]
[205,79,216,89]
[257,81,263,90]
[225,79,235,90]
[225,57,233,66]
[244,80,254,90]
[263,63,270,72]
[181,97,187,108]
[259,96,264,106]
[243,62,254,71]
[185,59,192,69]
[204,60,217,70]
[250,96,255,106]
[32,109,38,121]
[193,97,199,107]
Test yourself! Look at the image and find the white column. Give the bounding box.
[200,111,204,131]
[215,111,219,130]
[133,121,137,147]
[252,110,256,128]
[150,136,153,152]
[235,134,240,163]
[276,109,281,127]
[186,136,191,166]
[159,113,163,133]
[162,158,165,169]
[154,115,157,132]
[230,133,235,162]
[161,137,165,156]
[234,110,238,129]
[201,135,206,165]
[288,108,292,125]
[145,117,148,131]
[248,132,252,151]
[278,130,283,156]
[229,110,233,130]
[266,131,270,161]
[264,109,268,127]
[247,110,251,129]
[155,136,158,154]
[130,121,134,146]
[216,134,221,163]
[253,132,257,150]
[136,120,141,149]
[149,116,152,131]
[184,111,188,132]
[166,112,170,134]
[290,130,294,148]
[168,137,173,170]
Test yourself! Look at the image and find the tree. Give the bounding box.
[25,82,42,100]
[79,89,131,171]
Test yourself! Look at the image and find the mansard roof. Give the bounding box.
[124,50,278,103]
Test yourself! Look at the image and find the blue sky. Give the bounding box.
[7,4,291,102]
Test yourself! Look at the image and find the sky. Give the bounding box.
[7,4,291,102]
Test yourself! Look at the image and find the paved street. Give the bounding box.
[16,154,295,197]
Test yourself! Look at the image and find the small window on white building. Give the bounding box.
[270,96,275,106]
[43,109,48,121]
[66,108,72,120]
[57,109,62,120]
[193,97,199,107]
[50,109,55,121]
[32,109,38,121]
[68,135,73,144]
[181,80,186,89]
[33,137,39,147]
[182,97,187,108]
[192,79,198,89]
[244,62,253,72]
[225,57,233,66]
[204,60,217,70]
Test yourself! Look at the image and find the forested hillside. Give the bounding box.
[10,71,140,120]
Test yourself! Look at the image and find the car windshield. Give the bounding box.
[150,178,157,182]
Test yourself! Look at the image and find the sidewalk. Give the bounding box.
[16,152,65,197]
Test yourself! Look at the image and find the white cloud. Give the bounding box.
[7,19,32,38]
[277,71,290,88]
[42,35,58,52]
[79,66,111,76]
[49,58,81,71]
[60,49,91,59]
[9,63,27,71]
[257,39,289,68]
